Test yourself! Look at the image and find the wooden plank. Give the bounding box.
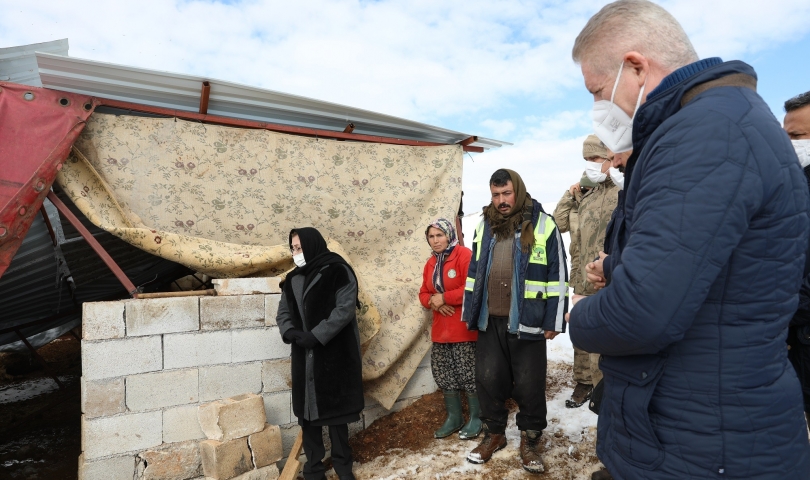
[279,430,304,480]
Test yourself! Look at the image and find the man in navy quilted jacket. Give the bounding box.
[568,1,810,479]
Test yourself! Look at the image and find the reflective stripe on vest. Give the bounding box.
[474,220,485,261]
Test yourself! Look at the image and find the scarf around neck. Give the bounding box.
[482,169,535,253]
[425,218,458,293]
[287,227,358,299]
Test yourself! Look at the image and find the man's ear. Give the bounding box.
[622,51,649,87]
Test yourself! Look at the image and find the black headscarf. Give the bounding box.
[287,227,360,305]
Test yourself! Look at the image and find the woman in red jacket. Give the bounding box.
[419,218,481,440]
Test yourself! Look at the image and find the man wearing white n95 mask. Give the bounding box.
[567,1,810,479]
[785,90,810,433]
[553,135,618,410]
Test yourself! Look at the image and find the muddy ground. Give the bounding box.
[0,334,600,479]
[345,360,602,479]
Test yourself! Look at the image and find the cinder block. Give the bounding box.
[264,294,281,326]
[82,411,162,460]
[78,453,135,480]
[126,368,198,411]
[232,464,280,480]
[82,336,162,381]
[125,297,199,337]
[397,366,437,399]
[279,424,301,458]
[261,359,291,393]
[199,363,262,402]
[135,440,202,480]
[232,327,287,363]
[248,424,283,468]
[82,301,127,340]
[212,277,281,295]
[163,330,231,369]
[200,437,253,480]
[163,404,205,443]
[81,377,125,419]
[262,391,292,426]
[198,393,266,442]
[200,295,265,330]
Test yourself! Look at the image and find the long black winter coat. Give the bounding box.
[570,60,810,478]
[789,164,810,413]
[277,264,364,424]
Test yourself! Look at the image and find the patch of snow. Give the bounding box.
[0,376,74,405]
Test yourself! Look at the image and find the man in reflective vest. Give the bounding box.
[463,169,569,474]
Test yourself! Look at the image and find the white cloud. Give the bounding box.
[480,119,516,138]
[0,0,805,126]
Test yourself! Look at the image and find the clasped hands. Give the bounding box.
[283,328,320,348]
[429,293,455,317]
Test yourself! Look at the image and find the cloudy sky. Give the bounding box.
[2,0,809,227]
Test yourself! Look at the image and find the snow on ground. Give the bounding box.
[340,331,602,479]
[0,376,74,405]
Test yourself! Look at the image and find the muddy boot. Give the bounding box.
[458,393,483,440]
[566,382,593,408]
[519,430,544,473]
[591,468,614,480]
[434,391,464,438]
[466,425,507,464]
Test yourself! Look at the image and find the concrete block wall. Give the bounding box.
[79,293,436,480]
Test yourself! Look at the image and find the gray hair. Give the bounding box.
[785,91,810,113]
[572,0,698,75]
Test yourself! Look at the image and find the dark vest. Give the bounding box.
[283,265,364,421]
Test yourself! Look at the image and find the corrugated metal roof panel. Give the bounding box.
[32,51,507,149]
[0,38,506,149]
[0,39,68,86]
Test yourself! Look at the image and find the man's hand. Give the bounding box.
[544,331,559,340]
[565,294,587,323]
[429,293,444,310]
[585,251,608,290]
[437,304,455,317]
[568,183,581,196]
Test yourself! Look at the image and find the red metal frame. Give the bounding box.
[95,97,485,153]
[46,191,138,297]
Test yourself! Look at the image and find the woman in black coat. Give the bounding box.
[276,227,363,480]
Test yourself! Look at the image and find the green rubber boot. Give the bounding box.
[434,391,464,438]
[459,392,483,439]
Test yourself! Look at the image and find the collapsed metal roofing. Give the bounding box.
[0,39,507,150]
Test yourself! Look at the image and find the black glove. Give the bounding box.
[295,331,320,349]
[282,328,302,344]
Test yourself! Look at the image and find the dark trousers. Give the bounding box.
[475,315,548,434]
[301,422,354,480]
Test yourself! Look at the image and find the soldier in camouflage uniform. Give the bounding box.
[554,135,619,408]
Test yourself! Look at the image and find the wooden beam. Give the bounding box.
[279,431,304,480]
[199,81,210,114]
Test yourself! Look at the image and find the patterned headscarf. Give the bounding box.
[425,218,458,293]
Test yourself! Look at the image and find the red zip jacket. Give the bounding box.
[419,246,477,343]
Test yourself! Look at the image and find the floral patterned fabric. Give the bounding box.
[56,113,463,408]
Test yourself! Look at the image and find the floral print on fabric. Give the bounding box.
[56,113,463,409]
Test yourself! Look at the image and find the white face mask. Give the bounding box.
[793,139,810,168]
[293,253,306,268]
[584,160,607,183]
[609,167,625,190]
[591,62,647,154]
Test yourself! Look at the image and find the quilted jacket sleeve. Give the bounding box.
[570,113,765,356]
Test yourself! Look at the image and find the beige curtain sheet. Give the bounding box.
[57,113,463,408]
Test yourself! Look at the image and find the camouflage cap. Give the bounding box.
[582,134,608,160]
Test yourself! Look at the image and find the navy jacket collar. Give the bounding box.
[626,60,758,180]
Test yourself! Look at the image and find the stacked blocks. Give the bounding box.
[198,393,282,480]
